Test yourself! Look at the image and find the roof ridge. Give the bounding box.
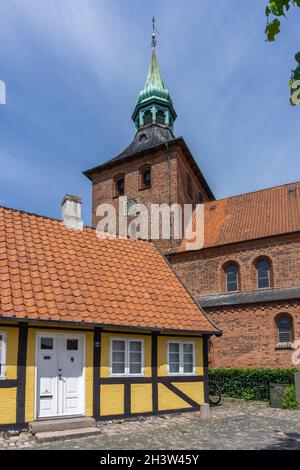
[0,204,63,223]
[206,180,300,205]
[0,204,156,244]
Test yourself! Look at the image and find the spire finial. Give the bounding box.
[151,16,157,49]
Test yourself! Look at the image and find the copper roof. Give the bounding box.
[0,206,219,334]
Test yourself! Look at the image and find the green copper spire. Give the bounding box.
[132,18,176,130]
[137,49,172,106]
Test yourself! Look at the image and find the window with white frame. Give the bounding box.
[168,341,195,375]
[110,338,144,376]
[0,332,7,379]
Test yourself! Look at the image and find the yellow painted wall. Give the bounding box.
[25,329,36,422]
[100,384,124,415]
[0,326,18,424]
[1,322,206,425]
[172,382,204,405]
[157,336,203,377]
[2,326,18,380]
[131,384,152,414]
[158,383,192,410]
[0,389,17,424]
[99,333,205,416]
[85,331,93,417]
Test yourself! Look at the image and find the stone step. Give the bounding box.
[29,417,96,434]
[35,427,102,443]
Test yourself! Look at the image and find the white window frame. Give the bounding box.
[0,331,7,379]
[109,337,144,377]
[167,340,196,376]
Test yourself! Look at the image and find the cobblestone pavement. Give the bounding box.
[1,401,300,450]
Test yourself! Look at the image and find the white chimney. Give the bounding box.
[61,194,83,230]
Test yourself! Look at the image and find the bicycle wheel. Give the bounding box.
[209,381,222,405]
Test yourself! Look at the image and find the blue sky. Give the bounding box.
[0,0,299,225]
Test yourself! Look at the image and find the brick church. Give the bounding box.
[84,33,300,370]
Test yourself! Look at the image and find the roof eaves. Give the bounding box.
[169,229,300,256]
[82,140,171,180]
[0,315,220,335]
[83,137,216,201]
[197,287,300,308]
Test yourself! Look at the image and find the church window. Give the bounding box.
[114,175,125,197]
[140,166,151,189]
[256,259,270,289]
[276,315,293,344]
[225,264,239,292]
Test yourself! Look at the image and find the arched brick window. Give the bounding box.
[255,258,271,289]
[140,165,151,190]
[114,174,125,197]
[223,263,239,292]
[276,314,293,344]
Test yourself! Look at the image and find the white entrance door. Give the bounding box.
[36,333,85,419]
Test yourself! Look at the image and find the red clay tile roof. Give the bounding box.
[0,206,218,334]
[173,181,300,252]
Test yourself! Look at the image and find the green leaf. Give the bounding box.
[265,18,281,41]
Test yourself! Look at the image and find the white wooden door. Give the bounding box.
[36,334,58,418]
[59,335,85,416]
[36,333,85,419]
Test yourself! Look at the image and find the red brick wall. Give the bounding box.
[170,234,300,296]
[171,234,300,368]
[89,143,210,251]
[208,302,300,369]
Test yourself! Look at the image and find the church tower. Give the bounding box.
[84,20,214,251]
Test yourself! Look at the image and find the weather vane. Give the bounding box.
[152,16,158,49]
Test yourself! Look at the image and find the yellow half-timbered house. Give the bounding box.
[0,204,220,429]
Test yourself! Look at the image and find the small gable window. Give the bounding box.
[0,332,7,379]
[114,175,125,197]
[225,264,239,292]
[256,259,270,289]
[140,166,151,189]
[277,315,293,344]
[187,174,193,199]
